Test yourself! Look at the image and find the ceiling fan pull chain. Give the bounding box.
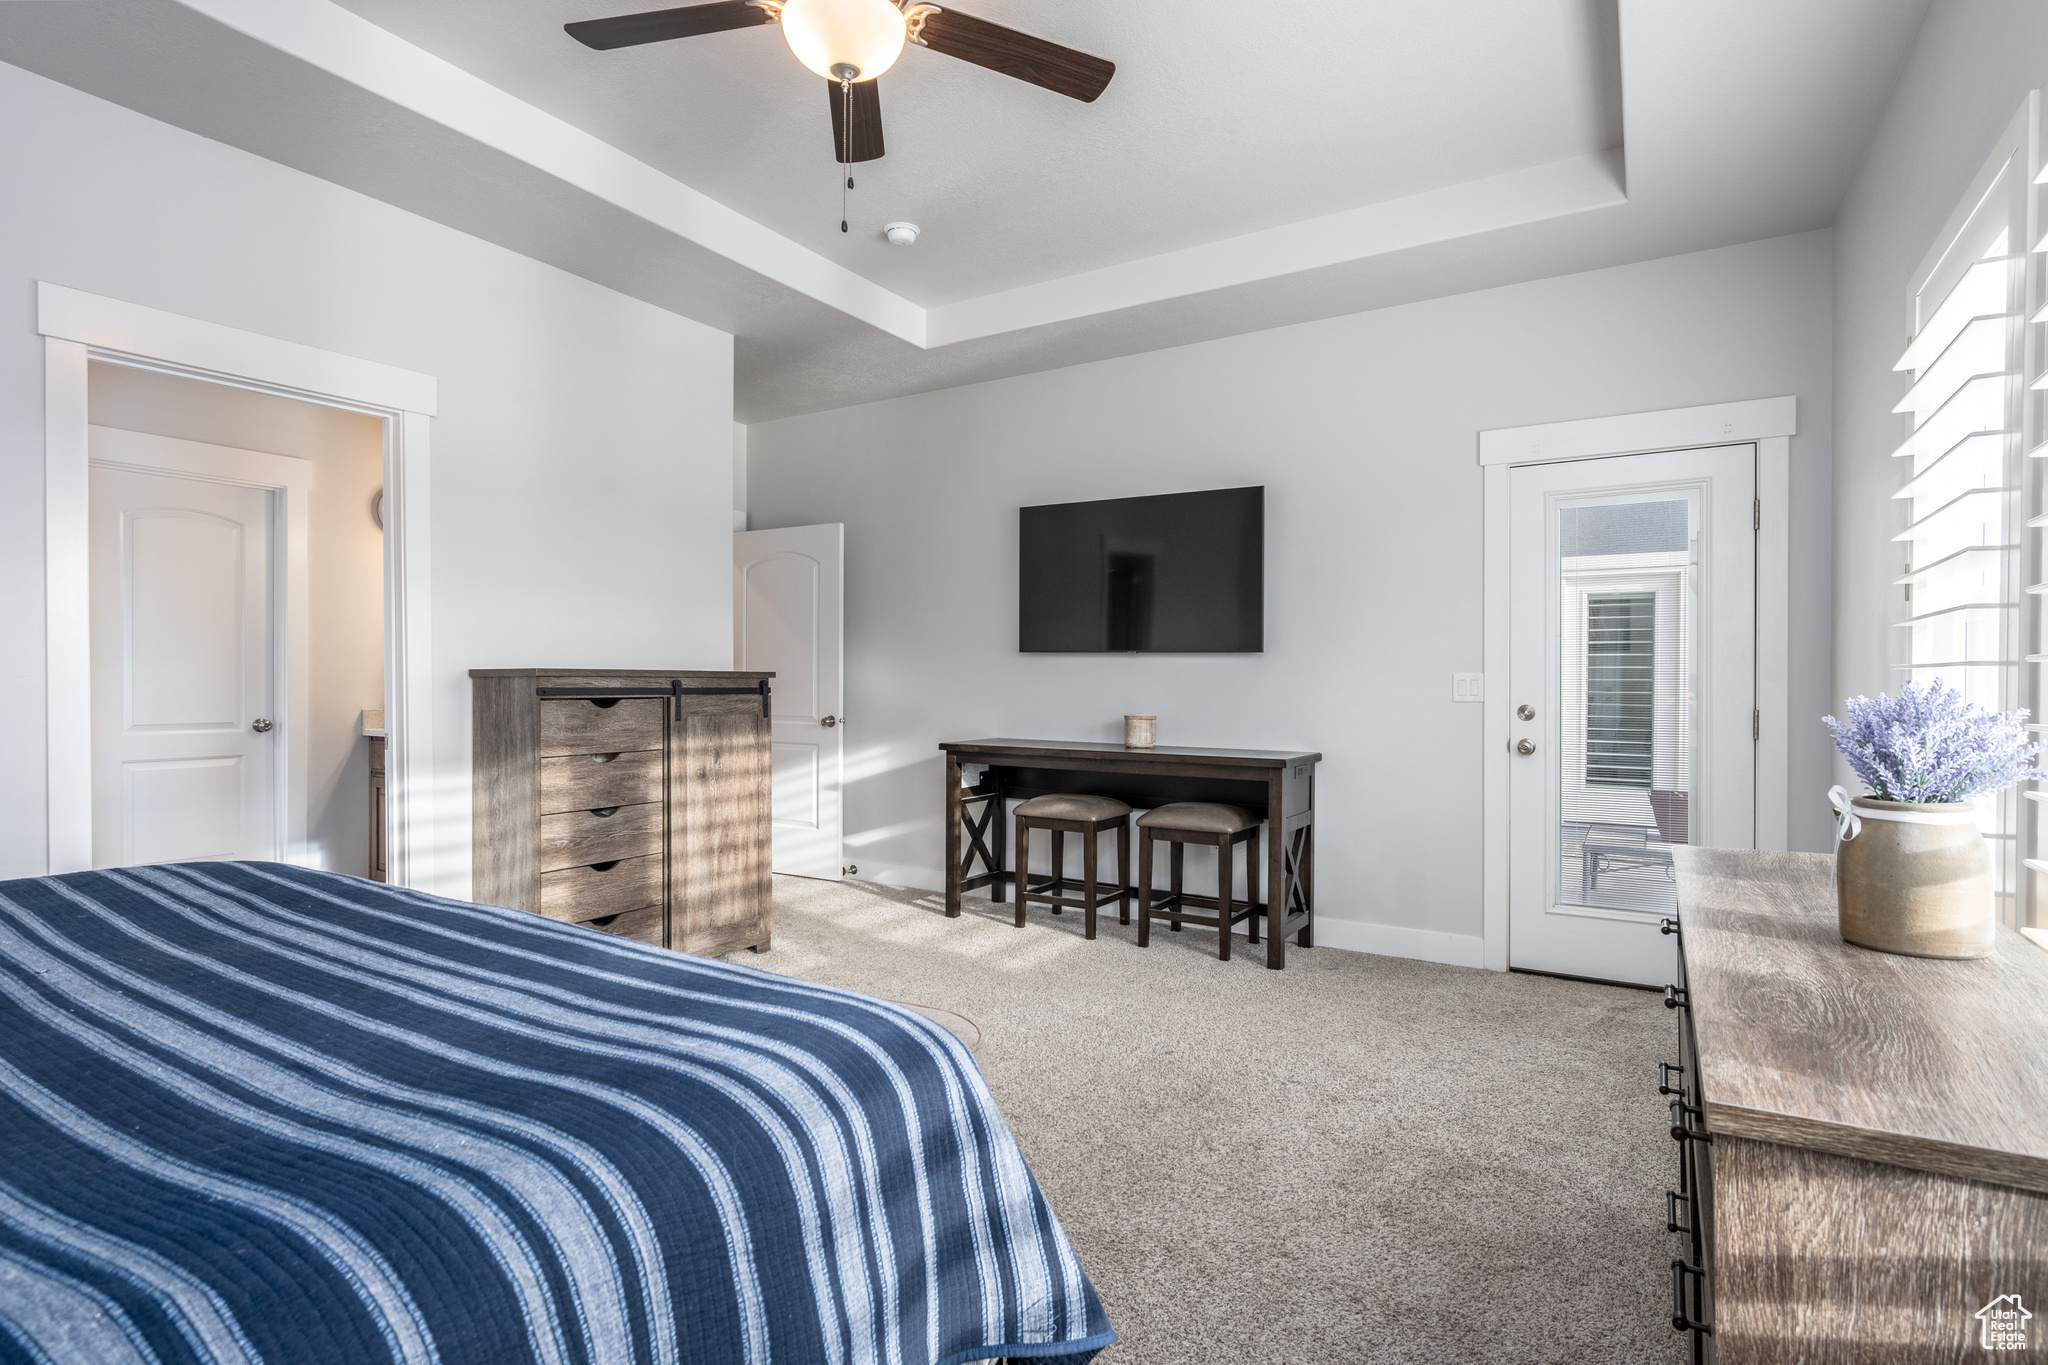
[840,74,851,232]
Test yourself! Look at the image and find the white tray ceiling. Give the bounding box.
[0,0,1931,418]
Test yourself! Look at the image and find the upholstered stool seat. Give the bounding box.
[1012,794,1131,939]
[1137,802,1263,961]
[1136,803,1257,835]
[1016,793,1132,823]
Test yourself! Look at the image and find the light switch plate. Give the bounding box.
[1453,673,1484,703]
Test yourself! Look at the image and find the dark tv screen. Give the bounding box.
[1019,486,1263,653]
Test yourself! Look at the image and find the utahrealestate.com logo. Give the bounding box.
[1977,1295,2032,1351]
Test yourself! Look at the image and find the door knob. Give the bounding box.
[252,718,273,733]
[821,715,838,728]
[1517,704,1536,721]
[1516,738,1536,756]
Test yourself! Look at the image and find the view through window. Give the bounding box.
[1555,495,1696,915]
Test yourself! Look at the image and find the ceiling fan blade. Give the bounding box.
[914,8,1114,103]
[826,77,886,163]
[565,1,773,51]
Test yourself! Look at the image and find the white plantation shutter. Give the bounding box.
[1892,98,2040,928]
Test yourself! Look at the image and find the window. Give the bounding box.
[1894,97,2041,927]
[1556,493,1696,884]
[1586,591,1655,788]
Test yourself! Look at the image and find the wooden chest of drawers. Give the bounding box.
[1665,848,2048,1362]
[470,669,774,955]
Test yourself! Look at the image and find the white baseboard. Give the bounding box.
[1311,917,1487,969]
[834,864,1487,970]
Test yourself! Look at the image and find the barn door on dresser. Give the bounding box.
[734,524,845,880]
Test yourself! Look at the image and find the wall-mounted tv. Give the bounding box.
[1019,486,1264,653]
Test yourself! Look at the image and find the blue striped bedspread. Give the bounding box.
[0,862,1114,1365]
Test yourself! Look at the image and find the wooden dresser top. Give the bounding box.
[1675,847,2048,1192]
[940,738,1321,768]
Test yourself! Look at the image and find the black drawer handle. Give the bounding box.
[1658,1061,1687,1097]
[1664,984,1688,1011]
[589,807,618,818]
[1670,1259,1712,1335]
[1660,916,1681,938]
[589,752,620,764]
[1665,1189,1694,1236]
[1669,1096,1712,1144]
[589,698,622,710]
[588,861,619,873]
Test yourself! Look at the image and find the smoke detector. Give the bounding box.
[883,221,920,246]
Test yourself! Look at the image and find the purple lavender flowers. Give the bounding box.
[1825,679,2048,803]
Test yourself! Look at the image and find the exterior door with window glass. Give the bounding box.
[1507,445,1756,985]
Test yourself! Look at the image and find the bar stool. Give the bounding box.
[1136,803,1261,961]
[1012,795,1132,939]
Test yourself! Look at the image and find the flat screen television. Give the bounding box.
[1019,486,1263,653]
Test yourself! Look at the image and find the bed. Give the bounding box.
[0,862,1114,1365]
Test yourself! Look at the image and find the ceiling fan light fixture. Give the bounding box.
[779,0,906,82]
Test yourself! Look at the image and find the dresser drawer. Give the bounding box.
[539,854,662,924]
[540,750,662,815]
[540,698,664,758]
[539,802,662,872]
[585,902,664,946]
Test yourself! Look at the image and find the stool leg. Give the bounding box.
[1138,829,1154,947]
[1117,820,1131,924]
[1082,824,1099,940]
[1247,826,1262,945]
[1218,835,1234,962]
[1013,816,1028,928]
[992,796,1007,904]
[1170,841,1184,931]
[1050,829,1065,913]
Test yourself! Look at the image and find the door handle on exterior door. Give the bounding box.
[820,715,838,728]
[1516,738,1536,756]
[252,718,273,733]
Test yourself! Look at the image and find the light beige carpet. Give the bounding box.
[729,876,1686,1365]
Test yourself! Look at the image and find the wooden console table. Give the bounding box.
[939,738,1320,969]
[1667,847,2048,1362]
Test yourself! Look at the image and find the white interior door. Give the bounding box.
[91,464,278,866]
[735,524,845,880]
[1507,445,1756,985]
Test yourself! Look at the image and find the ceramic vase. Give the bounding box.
[1124,714,1155,748]
[1836,796,1995,959]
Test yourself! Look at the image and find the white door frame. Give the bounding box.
[41,283,440,888]
[88,427,311,864]
[1479,396,1795,971]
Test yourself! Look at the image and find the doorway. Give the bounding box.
[734,524,846,880]
[1506,444,1756,986]
[41,283,437,887]
[88,433,298,864]
[86,368,387,875]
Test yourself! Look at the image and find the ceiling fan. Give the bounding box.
[565,0,1115,168]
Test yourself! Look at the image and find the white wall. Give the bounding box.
[0,60,736,890]
[734,422,750,531]
[748,232,1835,963]
[88,363,388,877]
[1832,2,2048,713]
